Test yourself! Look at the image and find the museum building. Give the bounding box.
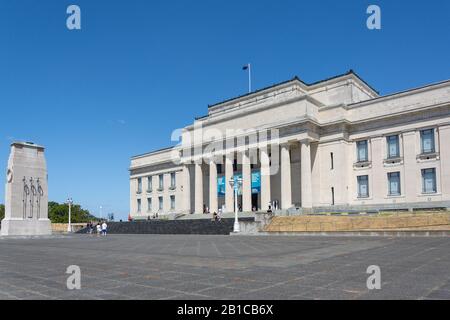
[129,70,450,218]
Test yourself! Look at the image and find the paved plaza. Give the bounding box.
[0,234,449,300]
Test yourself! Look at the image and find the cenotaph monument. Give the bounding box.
[1,142,52,236]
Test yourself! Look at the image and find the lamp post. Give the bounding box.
[229,176,242,233]
[67,197,73,233]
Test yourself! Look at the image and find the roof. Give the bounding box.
[207,69,379,109]
[131,145,175,160]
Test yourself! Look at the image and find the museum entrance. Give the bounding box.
[252,193,258,211]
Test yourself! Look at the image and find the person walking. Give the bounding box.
[96,223,101,236]
[101,221,108,236]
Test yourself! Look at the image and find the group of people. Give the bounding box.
[86,221,108,236]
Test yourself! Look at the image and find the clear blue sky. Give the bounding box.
[0,0,449,220]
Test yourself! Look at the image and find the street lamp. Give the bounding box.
[229,176,242,233]
[67,197,73,233]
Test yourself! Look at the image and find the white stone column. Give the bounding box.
[225,153,234,213]
[260,147,271,211]
[209,160,218,214]
[300,141,313,208]
[281,144,292,209]
[242,151,252,212]
[194,162,203,214]
[183,165,191,214]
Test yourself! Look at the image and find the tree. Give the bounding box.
[48,201,97,223]
[0,204,4,221]
[1,202,95,223]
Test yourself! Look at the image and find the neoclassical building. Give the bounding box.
[129,70,450,219]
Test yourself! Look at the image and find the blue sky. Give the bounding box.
[0,0,449,220]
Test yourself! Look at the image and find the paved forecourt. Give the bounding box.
[0,234,449,300]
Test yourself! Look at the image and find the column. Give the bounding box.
[242,151,252,212]
[281,144,292,209]
[209,159,218,213]
[300,141,312,208]
[182,165,191,214]
[194,162,203,214]
[225,153,234,212]
[260,147,271,211]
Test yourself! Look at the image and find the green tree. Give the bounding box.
[1,202,95,223]
[48,201,97,223]
[0,204,4,220]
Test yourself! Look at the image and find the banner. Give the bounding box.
[218,171,260,196]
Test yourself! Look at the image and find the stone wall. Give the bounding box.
[265,212,450,232]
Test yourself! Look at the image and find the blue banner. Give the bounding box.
[218,171,260,196]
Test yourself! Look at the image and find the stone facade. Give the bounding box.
[129,71,450,219]
[1,142,52,235]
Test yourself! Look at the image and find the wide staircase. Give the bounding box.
[77,217,255,235]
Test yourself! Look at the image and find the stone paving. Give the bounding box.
[0,234,449,300]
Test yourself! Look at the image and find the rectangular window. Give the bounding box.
[147,198,152,212]
[137,199,141,212]
[330,152,334,170]
[357,175,369,198]
[422,168,437,193]
[386,135,400,158]
[331,187,335,205]
[170,195,175,210]
[137,178,142,193]
[421,129,435,154]
[170,172,176,188]
[217,164,223,174]
[357,140,368,162]
[147,176,152,192]
[387,172,401,196]
[158,196,163,210]
[159,174,164,190]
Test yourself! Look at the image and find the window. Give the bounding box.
[217,164,223,174]
[159,174,164,190]
[330,152,334,170]
[357,175,369,198]
[387,135,400,158]
[422,168,437,193]
[170,195,175,210]
[357,140,368,162]
[147,176,152,192]
[147,198,152,212]
[421,129,435,154]
[137,199,141,212]
[170,172,176,188]
[387,172,401,196]
[137,178,142,193]
[158,196,163,210]
[331,187,335,205]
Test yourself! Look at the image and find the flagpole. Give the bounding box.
[248,63,252,93]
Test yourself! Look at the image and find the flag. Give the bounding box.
[242,64,249,70]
